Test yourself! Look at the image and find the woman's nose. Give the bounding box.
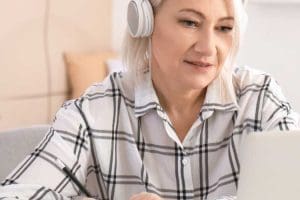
[193,29,216,57]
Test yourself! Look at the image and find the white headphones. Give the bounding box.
[127,0,154,38]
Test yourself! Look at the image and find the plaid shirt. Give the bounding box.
[1,66,299,200]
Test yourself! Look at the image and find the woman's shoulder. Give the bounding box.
[233,66,299,130]
[54,72,135,128]
[233,65,274,89]
[80,72,135,102]
[233,65,288,100]
[233,66,288,110]
[232,65,287,99]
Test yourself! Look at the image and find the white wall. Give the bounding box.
[237,2,300,112]
[111,0,129,52]
[111,0,300,112]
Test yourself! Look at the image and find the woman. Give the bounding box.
[1,0,299,199]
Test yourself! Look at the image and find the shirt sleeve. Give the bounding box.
[0,98,95,200]
[261,76,300,131]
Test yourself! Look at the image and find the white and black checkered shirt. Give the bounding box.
[1,66,299,200]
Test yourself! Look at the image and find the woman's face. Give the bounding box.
[151,0,234,91]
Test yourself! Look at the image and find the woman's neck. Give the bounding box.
[151,68,206,115]
[151,68,206,142]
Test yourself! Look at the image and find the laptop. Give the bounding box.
[237,130,300,200]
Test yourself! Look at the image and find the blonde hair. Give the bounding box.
[122,0,248,102]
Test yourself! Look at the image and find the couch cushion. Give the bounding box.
[0,125,50,181]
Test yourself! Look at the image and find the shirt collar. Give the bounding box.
[134,71,161,118]
[134,71,239,118]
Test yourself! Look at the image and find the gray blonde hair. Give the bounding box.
[122,0,248,103]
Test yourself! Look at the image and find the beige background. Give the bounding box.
[0,0,112,130]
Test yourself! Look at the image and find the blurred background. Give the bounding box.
[0,0,299,131]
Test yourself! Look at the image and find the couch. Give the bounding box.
[0,125,50,181]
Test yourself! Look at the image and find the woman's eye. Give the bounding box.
[217,26,233,33]
[179,20,199,28]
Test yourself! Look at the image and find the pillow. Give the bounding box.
[64,51,117,99]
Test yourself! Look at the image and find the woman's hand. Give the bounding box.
[129,192,163,200]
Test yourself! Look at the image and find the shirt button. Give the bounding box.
[182,158,189,166]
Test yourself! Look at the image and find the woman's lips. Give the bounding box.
[184,60,213,67]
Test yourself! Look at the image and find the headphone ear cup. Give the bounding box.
[127,0,154,38]
[141,0,154,37]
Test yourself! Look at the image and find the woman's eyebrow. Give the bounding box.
[179,8,205,19]
[219,16,234,21]
[179,8,234,21]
